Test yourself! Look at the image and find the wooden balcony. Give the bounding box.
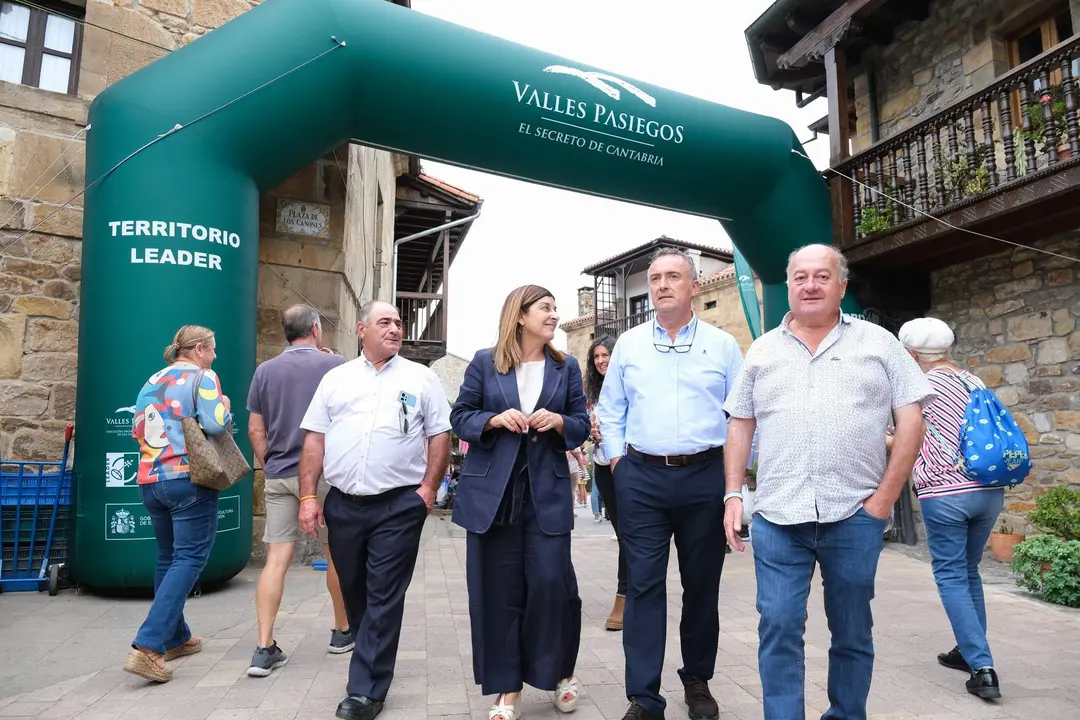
[396,291,447,364]
[834,35,1080,272]
[596,308,657,338]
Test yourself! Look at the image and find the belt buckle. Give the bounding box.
[665,455,684,467]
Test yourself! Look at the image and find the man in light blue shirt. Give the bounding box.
[596,247,744,720]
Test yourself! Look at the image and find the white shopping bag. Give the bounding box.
[741,482,754,526]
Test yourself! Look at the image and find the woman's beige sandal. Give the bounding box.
[123,649,173,683]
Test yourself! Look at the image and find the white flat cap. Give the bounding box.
[898,317,955,353]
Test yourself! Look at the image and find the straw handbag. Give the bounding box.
[182,369,250,490]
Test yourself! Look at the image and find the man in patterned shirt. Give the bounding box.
[722,244,934,720]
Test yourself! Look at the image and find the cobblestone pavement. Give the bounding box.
[2,507,1079,720]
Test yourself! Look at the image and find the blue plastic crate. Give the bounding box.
[0,466,72,507]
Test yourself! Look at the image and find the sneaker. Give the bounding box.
[247,642,288,677]
[966,667,1001,699]
[937,646,971,672]
[329,629,355,654]
[683,676,719,720]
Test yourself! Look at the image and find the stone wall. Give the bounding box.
[78,0,264,99]
[562,318,594,375]
[577,286,594,317]
[852,0,1080,152]
[430,353,470,404]
[930,234,1080,533]
[696,274,759,354]
[0,83,88,463]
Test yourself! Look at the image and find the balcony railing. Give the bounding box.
[835,35,1080,245]
[396,291,446,344]
[596,308,657,338]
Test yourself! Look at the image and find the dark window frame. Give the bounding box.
[0,0,84,96]
[628,293,649,316]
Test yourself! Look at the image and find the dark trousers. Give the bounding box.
[592,463,627,596]
[324,485,428,701]
[615,451,726,716]
[466,488,581,694]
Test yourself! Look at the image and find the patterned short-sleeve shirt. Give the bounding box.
[723,313,936,525]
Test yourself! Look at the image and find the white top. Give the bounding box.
[300,354,452,496]
[516,360,545,416]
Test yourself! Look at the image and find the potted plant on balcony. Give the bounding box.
[1018,83,1070,158]
[856,202,892,236]
[944,127,991,197]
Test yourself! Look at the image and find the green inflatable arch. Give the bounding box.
[73,0,860,589]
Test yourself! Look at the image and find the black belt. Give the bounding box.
[333,484,418,506]
[627,445,723,467]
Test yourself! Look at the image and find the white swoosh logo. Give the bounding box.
[542,65,657,107]
[116,405,136,414]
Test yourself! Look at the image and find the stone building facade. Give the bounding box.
[0,0,405,559]
[930,234,1080,532]
[853,0,1080,152]
[561,267,761,372]
[838,0,1080,532]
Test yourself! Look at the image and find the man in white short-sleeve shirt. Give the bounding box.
[298,300,451,720]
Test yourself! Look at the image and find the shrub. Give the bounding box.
[1028,486,1080,541]
[1011,534,1080,608]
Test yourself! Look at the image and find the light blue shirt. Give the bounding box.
[597,314,744,458]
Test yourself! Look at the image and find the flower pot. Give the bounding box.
[989,531,1026,562]
[1058,145,1072,160]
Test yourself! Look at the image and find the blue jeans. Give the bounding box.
[753,509,885,720]
[590,480,603,515]
[919,489,1004,671]
[133,478,219,654]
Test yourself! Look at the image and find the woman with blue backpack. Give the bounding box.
[894,317,1031,702]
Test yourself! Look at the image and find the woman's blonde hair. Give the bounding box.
[164,325,215,364]
[493,284,564,375]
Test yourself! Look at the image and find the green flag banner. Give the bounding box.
[732,245,762,340]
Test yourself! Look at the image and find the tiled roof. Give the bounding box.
[701,266,736,285]
[416,173,481,203]
[560,313,595,331]
[582,236,733,274]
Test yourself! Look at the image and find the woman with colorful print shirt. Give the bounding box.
[123,324,233,683]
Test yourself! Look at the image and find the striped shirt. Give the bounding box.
[912,367,991,499]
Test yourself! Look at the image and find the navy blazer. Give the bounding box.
[450,348,590,536]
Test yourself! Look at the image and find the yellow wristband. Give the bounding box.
[300,495,318,502]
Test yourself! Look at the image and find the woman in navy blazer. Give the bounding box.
[451,285,590,720]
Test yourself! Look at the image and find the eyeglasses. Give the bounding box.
[653,322,697,354]
[653,341,693,354]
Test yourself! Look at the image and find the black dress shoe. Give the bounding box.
[336,695,385,720]
[622,700,665,720]
[966,668,1001,700]
[937,646,971,672]
[682,677,719,720]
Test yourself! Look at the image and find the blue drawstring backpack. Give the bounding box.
[927,371,1031,487]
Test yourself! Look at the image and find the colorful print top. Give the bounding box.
[911,367,989,499]
[132,363,232,484]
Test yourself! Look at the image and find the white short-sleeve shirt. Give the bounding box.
[300,354,452,496]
